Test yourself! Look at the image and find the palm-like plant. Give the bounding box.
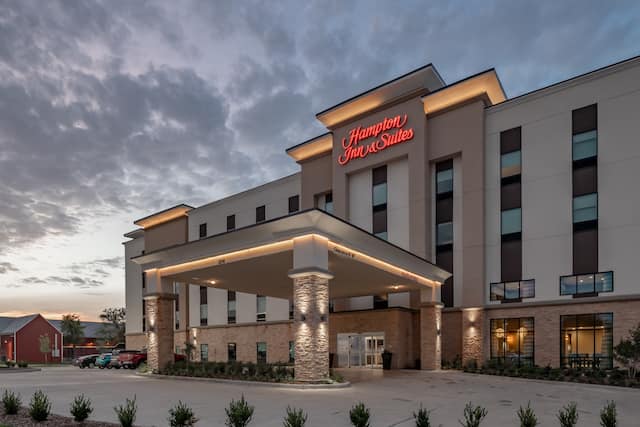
[60,314,85,360]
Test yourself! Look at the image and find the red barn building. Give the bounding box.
[0,314,62,363]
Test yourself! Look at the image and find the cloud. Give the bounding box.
[0,262,18,274]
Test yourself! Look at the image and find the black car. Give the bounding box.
[74,354,100,368]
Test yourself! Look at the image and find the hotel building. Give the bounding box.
[124,55,640,381]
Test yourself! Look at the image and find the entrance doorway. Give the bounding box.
[337,333,385,368]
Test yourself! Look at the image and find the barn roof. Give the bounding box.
[0,314,38,334]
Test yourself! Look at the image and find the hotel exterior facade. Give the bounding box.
[124,56,640,381]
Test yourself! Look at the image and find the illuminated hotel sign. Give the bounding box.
[337,114,414,165]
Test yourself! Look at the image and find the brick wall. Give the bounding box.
[441,310,462,363]
[125,333,146,351]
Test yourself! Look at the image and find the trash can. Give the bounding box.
[382,351,393,370]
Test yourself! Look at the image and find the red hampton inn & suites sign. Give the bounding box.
[337,114,414,165]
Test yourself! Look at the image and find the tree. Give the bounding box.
[39,334,51,364]
[98,307,126,346]
[614,322,640,379]
[61,314,85,361]
[183,341,196,371]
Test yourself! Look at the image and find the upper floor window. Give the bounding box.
[572,130,597,161]
[288,195,299,213]
[199,223,207,239]
[500,150,521,178]
[324,192,333,214]
[573,193,597,224]
[142,272,146,289]
[436,222,453,246]
[256,205,266,223]
[372,166,388,240]
[226,214,235,231]
[199,286,208,326]
[436,168,453,194]
[501,208,522,235]
[490,280,535,302]
[256,295,266,322]
[227,291,236,324]
[560,271,613,296]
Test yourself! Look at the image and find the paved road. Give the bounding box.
[1,366,638,426]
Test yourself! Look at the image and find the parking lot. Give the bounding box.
[1,366,638,426]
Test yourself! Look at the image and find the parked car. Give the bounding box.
[115,350,141,369]
[96,353,113,369]
[119,352,186,369]
[74,354,100,368]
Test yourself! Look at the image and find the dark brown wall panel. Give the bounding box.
[573,228,598,274]
[436,198,453,223]
[501,239,522,282]
[501,182,522,211]
[573,164,597,196]
[572,104,597,134]
[500,127,521,153]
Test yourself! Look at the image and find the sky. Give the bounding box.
[0,0,639,322]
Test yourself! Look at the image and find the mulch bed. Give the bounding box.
[0,408,118,427]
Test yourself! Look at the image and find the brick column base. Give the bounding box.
[461,308,484,367]
[420,302,443,370]
[293,274,329,382]
[145,294,175,372]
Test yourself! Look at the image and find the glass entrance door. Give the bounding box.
[365,335,384,368]
[337,333,385,368]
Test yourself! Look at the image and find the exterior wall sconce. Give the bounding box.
[436,328,441,336]
[320,314,327,322]
[300,314,306,322]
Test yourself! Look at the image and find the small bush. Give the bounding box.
[557,402,578,427]
[600,401,616,427]
[4,360,15,368]
[114,396,137,427]
[2,390,21,415]
[29,390,52,422]
[17,360,28,368]
[413,404,431,427]
[169,400,198,427]
[283,406,307,427]
[70,394,93,422]
[459,402,487,427]
[517,402,538,427]
[225,395,254,427]
[349,402,370,427]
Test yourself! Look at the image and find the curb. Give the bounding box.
[0,368,42,374]
[136,372,351,389]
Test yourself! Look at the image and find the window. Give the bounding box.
[501,208,521,235]
[501,150,521,178]
[142,272,146,289]
[436,168,453,194]
[490,280,535,302]
[142,300,146,332]
[200,344,208,362]
[573,193,597,224]
[200,286,208,326]
[289,341,295,363]
[199,223,207,239]
[175,284,180,330]
[490,317,534,366]
[572,130,597,161]
[561,313,613,369]
[289,300,294,320]
[256,295,266,322]
[372,165,387,240]
[227,291,236,324]
[256,205,266,223]
[436,222,453,246]
[227,343,236,362]
[560,271,613,296]
[288,195,299,213]
[324,192,333,214]
[256,342,267,364]
[226,214,235,231]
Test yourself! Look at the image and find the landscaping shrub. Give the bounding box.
[599,401,616,427]
[459,402,487,427]
[168,400,198,427]
[557,402,578,427]
[517,402,538,427]
[70,394,93,422]
[225,395,254,427]
[2,390,21,415]
[17,360,28,368]
[349,402,370,427]
[161,361,295,383]
[283,406,307,427]
[114,396,137,427]
[413,404,431,427]
[4,360,15,368]
[28,390,52,422]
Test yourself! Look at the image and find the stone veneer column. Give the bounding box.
[461,308,484,366]
[145,294,175,372]
[292,274,329,382]
[420,302,443,370]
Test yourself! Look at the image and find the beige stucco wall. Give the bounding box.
[144,217,188,253]
[300,152,332,210]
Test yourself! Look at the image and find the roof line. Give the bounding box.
[285,132,332,154]
[315,63,437,117]
[421,67,503,99]
[133,203,194,225]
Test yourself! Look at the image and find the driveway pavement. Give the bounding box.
[1,366,638,426]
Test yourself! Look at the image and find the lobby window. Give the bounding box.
[372,165,388,240]
[435,159,454,308]
[227,214,236,231]
[227,343,236,362]
[256,342,267,364]
[256,295,266,322]
[256,205,266,223]
[175,283,180,330]
[289,341,295,363]
[560,271,613,296]
[199,223,207,239]
[500,127,523,284]
[490,317,534,367]
[288,195,299,213]
[561,313,613,369]
[227,291,236,324]
[199,286,208,326]
[573,193,597,224]
[490,280,535,302]
[200,344,208,362]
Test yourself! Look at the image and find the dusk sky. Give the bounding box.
[0,0,639,321]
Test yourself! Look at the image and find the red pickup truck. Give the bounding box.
[118,351,186,369]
